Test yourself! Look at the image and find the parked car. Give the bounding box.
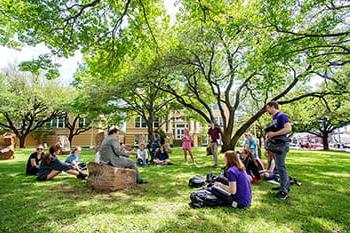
[300,142,317,149]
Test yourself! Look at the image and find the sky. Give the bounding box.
[0,0,179,85]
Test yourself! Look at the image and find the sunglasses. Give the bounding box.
[37,148,43,150]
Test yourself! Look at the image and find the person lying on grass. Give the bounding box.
[213,151,252,208]
[37,144,87,181]
[65,146,86,170]
[240,148,261,185]
[26,144,44,176]
[153,145,172,165]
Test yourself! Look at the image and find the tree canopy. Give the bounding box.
[1,0,349,149]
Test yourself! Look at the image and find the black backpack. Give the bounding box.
[189,188,225,208]
[188,176,206,188]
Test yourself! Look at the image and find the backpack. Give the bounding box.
[188,176,206,188]
[189,188,225,208]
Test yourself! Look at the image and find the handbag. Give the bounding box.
[265,136,289,154]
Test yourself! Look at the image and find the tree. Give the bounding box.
[287,66,350,150]
[151,0,348,151]
[0,0,165,74]
[0,65,64,147]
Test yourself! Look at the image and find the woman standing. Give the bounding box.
[182,128,195,165]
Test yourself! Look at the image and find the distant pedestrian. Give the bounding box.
[208,122,223,167]
[182,128,195,165]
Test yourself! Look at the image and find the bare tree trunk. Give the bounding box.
[322,131,330,150]
[19,135,26,148]
[221,130,235,152]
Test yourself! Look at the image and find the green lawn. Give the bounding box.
[0,148,350,233]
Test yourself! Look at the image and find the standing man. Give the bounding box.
[208,122,223,167]
[265,101,292,200]
[99,126,147,184]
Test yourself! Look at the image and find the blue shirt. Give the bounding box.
[247,138,258,158]
[226,166,252,207]
[156,151,168,161]
[65,154,79,164]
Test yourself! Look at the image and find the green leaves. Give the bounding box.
[18,54,61,79]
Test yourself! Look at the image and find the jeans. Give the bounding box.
[273,143,290,193]
[210,142,218,165]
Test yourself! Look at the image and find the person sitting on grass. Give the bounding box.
[244,132,265,170]
[65,146,86,170]
[212,150,252,208]
[240,148,261,184]
[137,144,149,166]
[37,144,87,181]
[260,150,280,183]
[26,144,45,176]
[154,145,172,165]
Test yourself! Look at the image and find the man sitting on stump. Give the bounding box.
[99,126,147,184]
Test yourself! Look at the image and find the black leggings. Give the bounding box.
[210,186,243,208]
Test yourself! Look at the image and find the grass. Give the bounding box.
[0,147,350,233]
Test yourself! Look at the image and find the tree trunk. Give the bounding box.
[68,134,74,146]
[322,132,329,150]
[221,130,235,152]
[19,135,26,148]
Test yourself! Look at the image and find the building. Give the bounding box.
[21,116,105,148]
[124,104,225,147]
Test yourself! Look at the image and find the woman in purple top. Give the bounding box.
[182,128,195,165]
[214,150,252,208]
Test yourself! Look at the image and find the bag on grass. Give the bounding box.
[189,188,225,208]
[188,176,206,188]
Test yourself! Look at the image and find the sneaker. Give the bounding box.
[276,191,288,200]
[137,179,148,184]
[294,179,302,186]
[251,178,261,185]
[77,173,87,180]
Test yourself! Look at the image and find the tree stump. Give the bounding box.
[0,133,15,160]
[87,162,137,192]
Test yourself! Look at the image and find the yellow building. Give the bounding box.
[125,104,225,147]
[23,116,104,148]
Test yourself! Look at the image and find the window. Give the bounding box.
[214,116,224,127]
[78,118,90,128]
[175,123,188,139]
[79,118,85,128]
[211,104,219,111]
[45,121,52,128]
[135,117,147,128]
[153,117,160,128]
[57,117,65,128]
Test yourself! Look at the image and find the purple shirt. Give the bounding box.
[208,127,222,143]
[226,166,252,207]
[272,111,289,136]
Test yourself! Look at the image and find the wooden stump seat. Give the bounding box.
[87,162,137,192]
[0,133,15,160]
